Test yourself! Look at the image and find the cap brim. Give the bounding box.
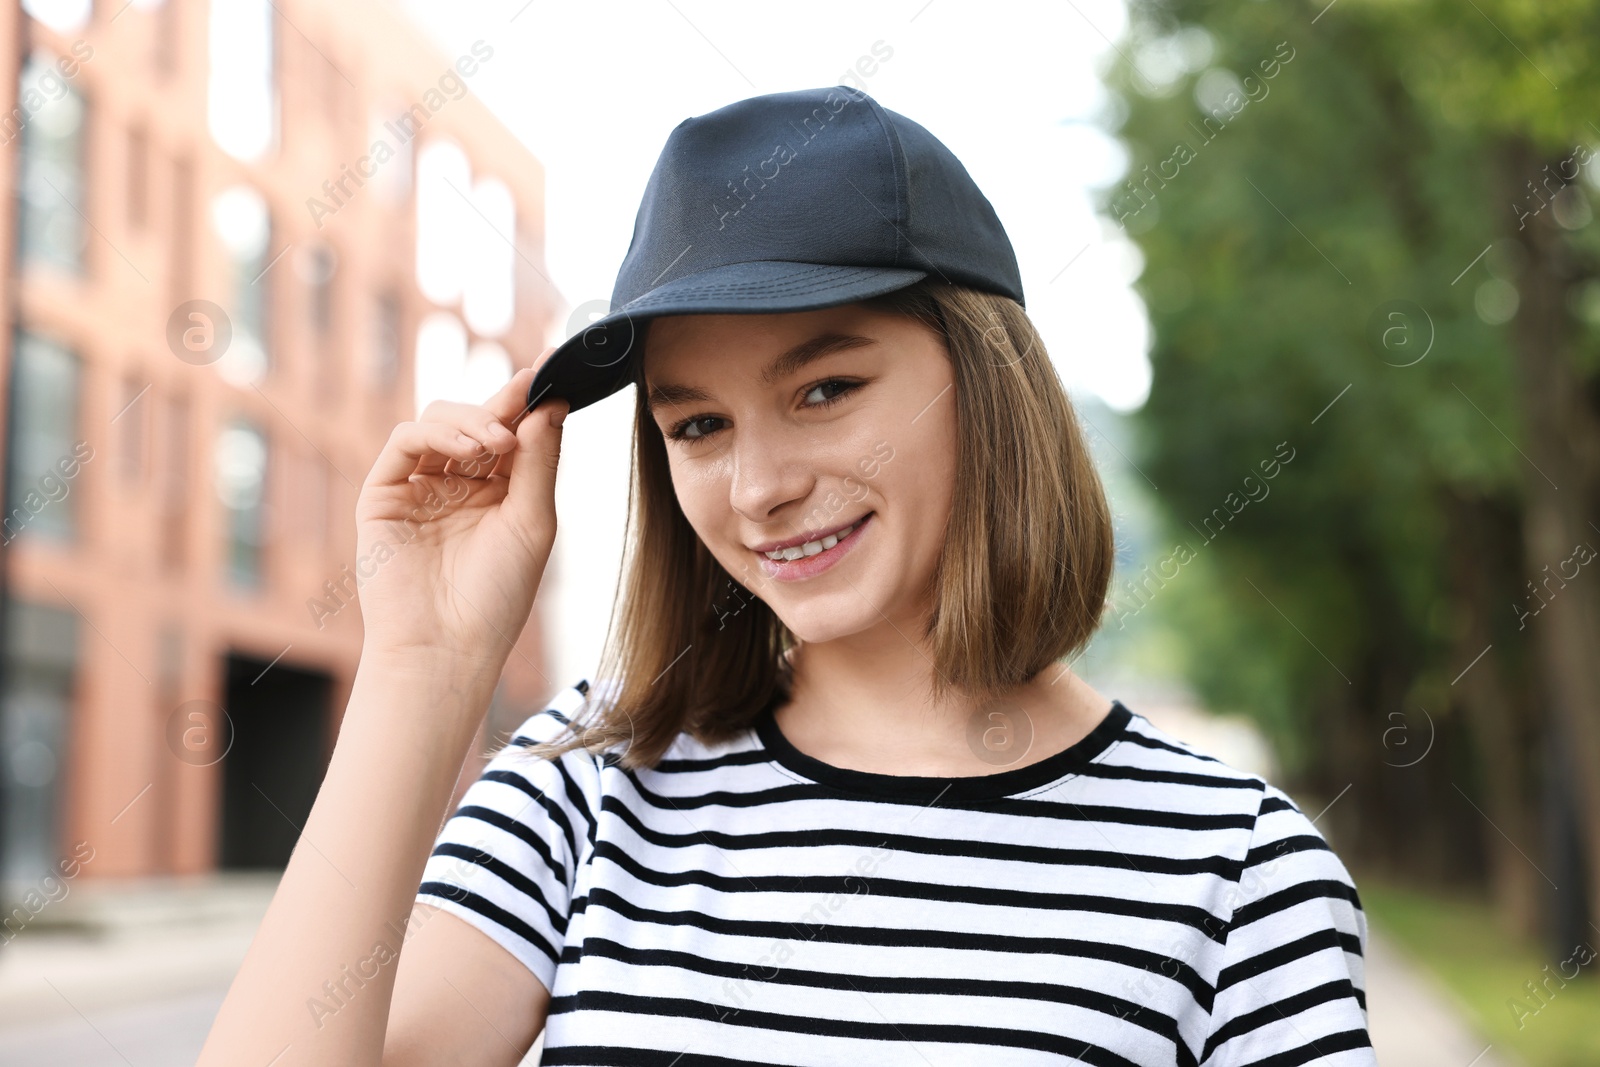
[526,261,928,415]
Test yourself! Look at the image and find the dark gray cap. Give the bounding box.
[527,85,1023,416]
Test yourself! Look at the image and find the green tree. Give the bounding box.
[1101,0,1600,946]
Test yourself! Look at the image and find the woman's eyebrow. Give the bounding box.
[645,332,876,413]
[758,332,876,385]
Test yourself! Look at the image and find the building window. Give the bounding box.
[160,392,189,569]
[320,48,345,139]
[169,153,195,304]
[297,243,339,406]
[216,419,269,588]
[465,341,512,402]
[300,450,328,556]
[153,0,178,77]
[153,621,183,872]
[21,0,89,31]
[372,291,402,393]
[415,139,471,307]
[368,104,412,206]
[0,599,78,885]
[115,373,149,485]
[413,321,512,414]
[127,123,149,229]
[210,185,272,385]
[463,178,515,338]
[16,51,88,274]
[4,332,82,545]
[207,0,276,161]
[300,243,337,337]
[413,311,466,417]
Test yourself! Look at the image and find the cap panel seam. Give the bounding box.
[862,92,906,268]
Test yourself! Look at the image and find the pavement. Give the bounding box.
[0,988,227,1066]
[1365,928,1522,1067]
[0,871,544,1065]
[0,874,272,1066]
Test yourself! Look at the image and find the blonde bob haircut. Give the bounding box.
[518,278,1115,771]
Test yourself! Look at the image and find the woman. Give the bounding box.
[198,88,1373,1066]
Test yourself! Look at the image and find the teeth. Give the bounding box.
[765,521,857,561]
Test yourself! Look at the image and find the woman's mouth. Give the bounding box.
[754,513,873,581]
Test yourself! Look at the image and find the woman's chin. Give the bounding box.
[772,609,870,648]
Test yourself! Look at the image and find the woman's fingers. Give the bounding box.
[483,354,560,431]
[502,391,568,532]
[365,418,505,491]
[418,399,517,453]
[488,364,543,428]
[520,350,567,415]
[364,359,564,492]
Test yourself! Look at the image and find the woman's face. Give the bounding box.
[641,302,957,645]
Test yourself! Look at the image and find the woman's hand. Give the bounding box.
[353,357,570,666]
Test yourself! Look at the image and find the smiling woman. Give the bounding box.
[546,278,1117,769]
[197,85,1374,1067]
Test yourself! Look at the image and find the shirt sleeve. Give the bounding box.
[1199,782,1377,1067]
[416,680,601,995]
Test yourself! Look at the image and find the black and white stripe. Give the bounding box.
[418,681,1374,1066]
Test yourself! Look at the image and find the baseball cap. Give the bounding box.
[526,85,1025,416]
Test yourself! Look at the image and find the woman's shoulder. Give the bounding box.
[497,676,713,769]
[1110,707,1353,859]
[488,678,635,786]
[502,678,597,744]
[1117,705,1363,907]
[1105,704,1276,815]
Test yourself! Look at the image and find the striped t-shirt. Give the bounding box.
[417,680,1374,1067]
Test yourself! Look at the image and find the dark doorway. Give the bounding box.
[218,653,334,869]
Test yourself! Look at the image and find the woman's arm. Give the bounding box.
[383,905,552,1064]
[197,650,533,1065]
[196,364,569,1067]
[1198,782,1375,1066]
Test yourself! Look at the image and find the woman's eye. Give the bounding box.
[804,378,860,407]
[668,416,720,441]
[668,379,857,441]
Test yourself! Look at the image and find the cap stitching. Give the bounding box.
[622,268,920,304]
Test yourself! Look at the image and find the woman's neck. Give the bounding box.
[775,640,1112,778]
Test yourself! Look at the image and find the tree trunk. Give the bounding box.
[1498,132,1600,933]
[1444,487,1542,939]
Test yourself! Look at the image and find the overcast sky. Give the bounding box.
[394,0,1149,691]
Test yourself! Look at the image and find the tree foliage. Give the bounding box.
[1103,0,1600,948]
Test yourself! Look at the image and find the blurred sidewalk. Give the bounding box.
[0,874,275,1064]
[1366,926,1520,1067]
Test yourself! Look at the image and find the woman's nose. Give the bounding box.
[726,420,817,522]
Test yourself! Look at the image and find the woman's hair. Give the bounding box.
[517,278,1115,771]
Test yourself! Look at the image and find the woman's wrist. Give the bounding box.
[357,641,508,683]
[350,644,507,729]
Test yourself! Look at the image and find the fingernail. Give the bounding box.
[549,405,568,429]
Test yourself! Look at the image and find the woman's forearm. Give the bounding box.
[196,647,506,1067]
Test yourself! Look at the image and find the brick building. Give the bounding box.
[0,0,560,887]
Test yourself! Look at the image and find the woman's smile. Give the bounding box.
[754,511,874,580]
